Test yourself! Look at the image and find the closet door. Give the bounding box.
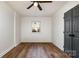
[73,5,79,57]
[64,9,73,53]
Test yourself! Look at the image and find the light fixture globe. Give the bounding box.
[34,2,38,6]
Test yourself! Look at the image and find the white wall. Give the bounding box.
[0,2,14,57]
[14,13,21,46]
[52,1,79,51]
[21,17,52,42]
[0,2,21,57]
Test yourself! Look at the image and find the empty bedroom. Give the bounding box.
[0,0,79,58]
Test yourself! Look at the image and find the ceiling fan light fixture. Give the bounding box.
[34,2,38,6]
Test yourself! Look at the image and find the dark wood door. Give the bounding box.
[64,9,73,53]
[64,4,79,57]
[72,5,79,57]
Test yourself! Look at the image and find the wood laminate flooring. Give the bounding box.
[3,43,70,58]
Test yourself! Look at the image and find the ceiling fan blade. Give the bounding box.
[37,1,52,3]
[27,3,34,9]
[37,3,42,11]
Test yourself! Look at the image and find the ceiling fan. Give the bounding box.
[27,1,52,11]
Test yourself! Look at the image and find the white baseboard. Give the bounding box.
[0,42,21,57]
[0,45,15,57]
[14,42,20,47]
[52,42,64,51]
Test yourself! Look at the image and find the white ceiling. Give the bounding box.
[7,1,67,17]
